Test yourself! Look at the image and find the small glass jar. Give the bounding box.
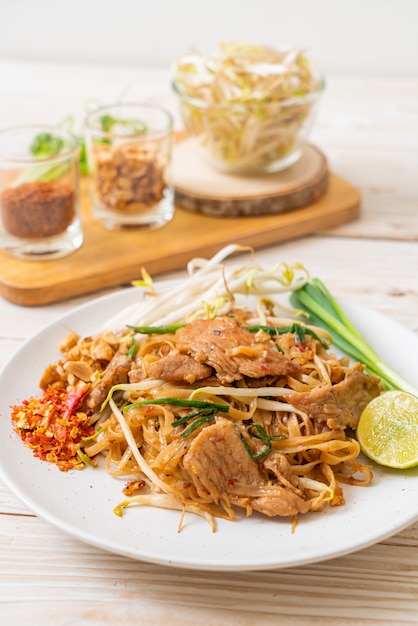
[0,125,83,260]
[85,103,174,230]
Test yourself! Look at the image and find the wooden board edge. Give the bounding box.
[0,174,361,307]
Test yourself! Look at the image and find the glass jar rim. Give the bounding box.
[0,124,78,165]
[84,102,173,139]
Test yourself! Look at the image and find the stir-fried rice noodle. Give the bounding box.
[11,246,379,531]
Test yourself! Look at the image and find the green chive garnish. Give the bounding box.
[126,324,185,334]
[245,323,328,347]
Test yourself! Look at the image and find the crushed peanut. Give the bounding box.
[92,140,167,214]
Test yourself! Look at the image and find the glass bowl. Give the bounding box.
[172,42,325,174]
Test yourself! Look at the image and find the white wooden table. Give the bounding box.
[0,60,417,625]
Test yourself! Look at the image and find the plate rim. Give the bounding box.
[1,285,418,571]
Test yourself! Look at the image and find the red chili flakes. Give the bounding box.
[11,384,94,471]
[1,181,75,239]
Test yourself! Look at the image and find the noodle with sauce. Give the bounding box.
[10,247,381,530]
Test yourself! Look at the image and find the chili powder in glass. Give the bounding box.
[1,181,75,239]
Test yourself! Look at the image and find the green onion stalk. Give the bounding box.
[290,278,418,397]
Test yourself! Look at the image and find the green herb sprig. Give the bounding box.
[126,334,137,357]
[14,130,72,185]
[30,133,64,159]
[122,397,229,439]
[171,407,215,426]
[99,114,147,135]
[178,409,217,438]
[240,423,283,460]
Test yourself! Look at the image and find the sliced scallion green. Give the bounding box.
[122,398,230,413]
[180,411,216,438]
[245,323,328,347]
[127,324,185,334]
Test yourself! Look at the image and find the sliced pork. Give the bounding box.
[147,354,213,383]
[84,351,132,412]
[287,362,381,429]
[183,419,310,517]
[176,317,300,384]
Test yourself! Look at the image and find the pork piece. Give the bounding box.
[128,367,143,384]
[147,354,213,383]
[176,317,299,384]
[183,420,310,517]
[84,351,132,412]
[287,362,381,430]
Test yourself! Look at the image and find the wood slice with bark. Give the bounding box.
[172,141,329,217]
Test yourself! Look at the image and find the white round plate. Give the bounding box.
[0,288,417,571]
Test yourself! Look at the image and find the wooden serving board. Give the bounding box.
[0,173,360,307]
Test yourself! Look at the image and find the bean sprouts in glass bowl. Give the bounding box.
[172,42,325,174]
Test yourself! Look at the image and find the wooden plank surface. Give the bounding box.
[1,59,418,626]
[0,173,360,306]
[0,511,417,625]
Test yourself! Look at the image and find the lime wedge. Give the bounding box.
[357,391,418,469]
